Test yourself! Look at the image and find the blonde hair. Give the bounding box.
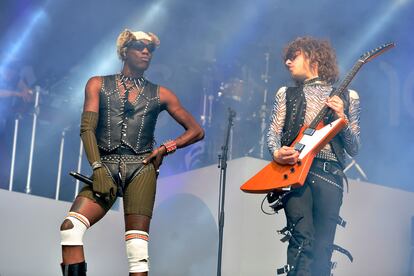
[116,29,160,60]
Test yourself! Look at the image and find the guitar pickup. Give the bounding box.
[294,143,305,152]
[303,128,316,136]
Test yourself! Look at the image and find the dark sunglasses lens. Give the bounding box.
[131,41,146,51]
[146,43,156,52]
[129,41,155,52]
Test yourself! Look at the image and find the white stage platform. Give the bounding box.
[1,157,413,275]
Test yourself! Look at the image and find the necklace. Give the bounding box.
[119,73,146,89]
[118,74,147,117]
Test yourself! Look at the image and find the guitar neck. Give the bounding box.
[309,60,364,129]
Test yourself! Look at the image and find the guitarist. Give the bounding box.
[267,37,360,276]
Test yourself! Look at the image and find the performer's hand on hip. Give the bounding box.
[143,146,167,172]
[273,146,299,165]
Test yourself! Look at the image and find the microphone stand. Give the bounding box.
[259,53,270,159]
[217,108,236,276]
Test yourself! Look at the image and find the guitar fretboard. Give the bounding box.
[309,60,364,129]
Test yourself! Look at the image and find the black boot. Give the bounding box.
[61,262,87,276]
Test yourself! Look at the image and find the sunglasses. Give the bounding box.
[284,49,303,61]
[126,40,156,53]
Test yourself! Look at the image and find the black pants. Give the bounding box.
[283,160,344,276]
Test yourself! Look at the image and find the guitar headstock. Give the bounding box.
[360,42,395,63]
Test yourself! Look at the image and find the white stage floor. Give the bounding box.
[1,157,413,275]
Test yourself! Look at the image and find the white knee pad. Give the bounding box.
[125,230,149,273]
[60,212,90,246]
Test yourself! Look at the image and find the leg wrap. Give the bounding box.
[60,212,90,246]
[125,230,149,273]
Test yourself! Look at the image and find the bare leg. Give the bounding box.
[61,196,107,264]
[125,214,151,276]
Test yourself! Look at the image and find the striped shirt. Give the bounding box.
[266,81,361,159]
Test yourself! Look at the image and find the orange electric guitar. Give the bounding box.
[240,42,395,194]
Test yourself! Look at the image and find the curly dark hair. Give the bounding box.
[283,36,339,85]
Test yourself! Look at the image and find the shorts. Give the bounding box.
[78,154,157,217]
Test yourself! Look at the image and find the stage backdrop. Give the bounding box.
[0,157,413,276]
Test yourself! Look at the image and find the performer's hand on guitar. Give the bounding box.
[326,96,347,122]
[143,146,167,172]
[273,146,299,165]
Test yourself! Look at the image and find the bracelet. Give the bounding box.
[91,161,103,170]
[161,140,177,155]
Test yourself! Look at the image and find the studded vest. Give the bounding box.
[280,86,350,167]
[96,74,161,154]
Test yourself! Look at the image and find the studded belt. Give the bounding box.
[311,158,348,191]
[315,150,338,162]
[311,158,341,173]
[101,154,147,162]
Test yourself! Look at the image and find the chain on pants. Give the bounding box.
[283,168,343,276]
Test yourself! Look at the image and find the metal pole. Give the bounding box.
[201,93,207,126]
[8,117,19,191]
[354,162,368,181]
[343,159,355,173]
[25,88,40,194]
[343,157,368,181]
[262,53,270,103]
[228,127,233,160]
[216,108,236,276]
[208,94,214,127]
[74,139,83,198]
[259,53,270,159]
[55,130,66,200]
[258,104,267,159]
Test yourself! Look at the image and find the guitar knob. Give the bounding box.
[283,174,288,180]
[297,160,302,166]
[290,167,295,173]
